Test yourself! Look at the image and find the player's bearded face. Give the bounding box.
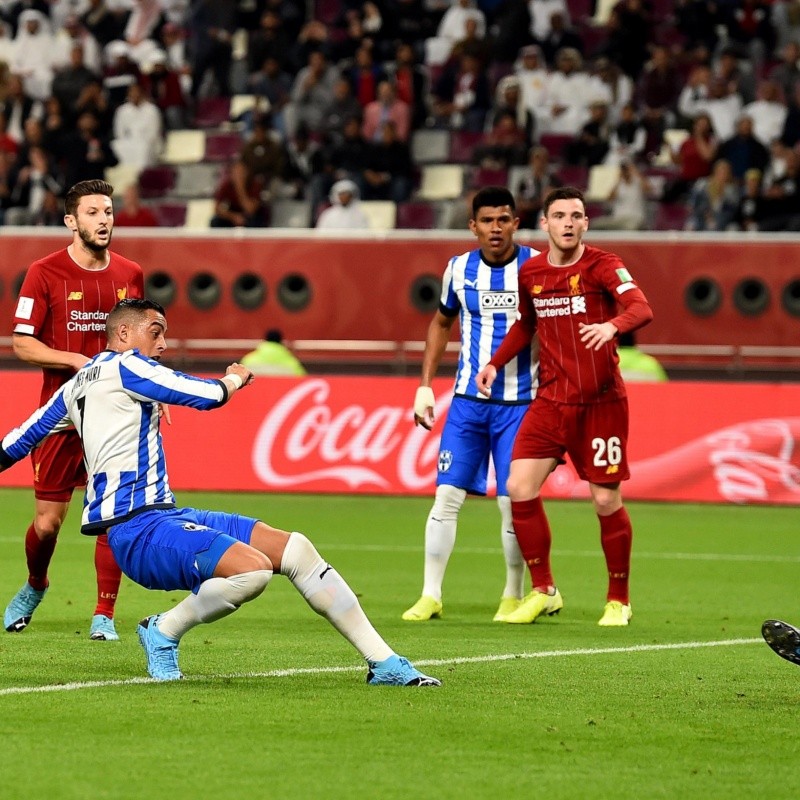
[76,218,113,252]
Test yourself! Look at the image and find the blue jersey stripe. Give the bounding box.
[444,244,538,402]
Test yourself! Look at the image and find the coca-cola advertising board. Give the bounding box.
[1,373,799,504]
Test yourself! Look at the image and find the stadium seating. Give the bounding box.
[448,130,483,164]
[152,202,187,227]
[184,198,216,228]
[138,166,177,199]
[396,201,437,229]
[270,199,313,228]
[194,96,231,128]
[585,164,620,201]
[652,202,690,231]
[105,164,141,193]
[417,165,464,200]
[557,165,589,189]
[161,130,206,165]
[230,94,263,121]
[538,133,574,162]
[359,200,397,230]
[172,163,223,199]
[470,166,509,189]
[411,129,450,165]
[204,132,242,162]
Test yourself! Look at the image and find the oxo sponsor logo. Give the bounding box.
[252,379,451,490]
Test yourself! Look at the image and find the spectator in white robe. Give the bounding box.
[111,81,162,167]
[316,179,370,230]
[11,10,56,101]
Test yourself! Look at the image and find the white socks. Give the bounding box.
[497,495,524,599]
[157,570,272,640]
[281,532,392,663]
[421,484,466,601]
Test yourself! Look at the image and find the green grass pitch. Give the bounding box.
[1,487,799,799]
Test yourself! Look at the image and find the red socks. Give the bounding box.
[599,506,632,604]
[93,534,121,618]
[510,497,554,590]
[25,523,56,591]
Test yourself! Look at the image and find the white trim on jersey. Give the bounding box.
[1,349,228,532]
[440,245,539,403]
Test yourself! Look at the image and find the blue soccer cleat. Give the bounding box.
[137,614,183,681]
[89,613,120,641]
[762,619,800,666]
[366,654,441,686]
[4,583,47,632]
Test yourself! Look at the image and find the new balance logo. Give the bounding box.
[67,291,83,300]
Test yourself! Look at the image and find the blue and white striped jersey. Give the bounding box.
[440,244,539,403]
[1,349,229,533]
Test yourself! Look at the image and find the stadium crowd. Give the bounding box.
[1,0,800,231]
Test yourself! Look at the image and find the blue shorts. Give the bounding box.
[107,507,258,593]
[436,396,529,496]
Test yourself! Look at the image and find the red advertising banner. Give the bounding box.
[1,372,799,504]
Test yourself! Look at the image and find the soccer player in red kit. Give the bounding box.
[4,179,144,641]
[476,187,653,626]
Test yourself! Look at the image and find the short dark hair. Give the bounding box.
[471,186,516,217]
[106,298,165,338]
[265,328,283,343]
[65,180,114,216]
[542,186,585,217]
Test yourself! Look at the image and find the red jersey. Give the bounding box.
[13,248,144,404]
[491,244,653,404]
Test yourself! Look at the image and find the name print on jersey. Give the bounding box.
[74,364,101,388]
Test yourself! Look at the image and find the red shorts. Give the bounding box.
[512,396,630,484]
[31,430,86,502]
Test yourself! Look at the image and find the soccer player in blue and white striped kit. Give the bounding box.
[0,299,439,686]
[403,186,540,623]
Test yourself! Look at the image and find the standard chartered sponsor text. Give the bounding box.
[68,309,108,332]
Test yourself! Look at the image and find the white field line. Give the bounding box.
[3,535,798,563]
[0,637,762,697]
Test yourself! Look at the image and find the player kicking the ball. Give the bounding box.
[0,299,440,687]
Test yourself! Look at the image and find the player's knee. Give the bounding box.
[496,495,513,529]
[34,514,63,539]
[279,531,322,582]
[505,473,537,502]
[225,570,272,604]
[592,487,622,516]
[431,485,466,521]
[239,548,271,574]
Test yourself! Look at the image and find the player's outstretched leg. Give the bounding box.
[281,532,440,686]
[762,620,800,666]
[4,582,48,633]
[90,534,122,641]
[138,571,273,681]
[137,614,183,681]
